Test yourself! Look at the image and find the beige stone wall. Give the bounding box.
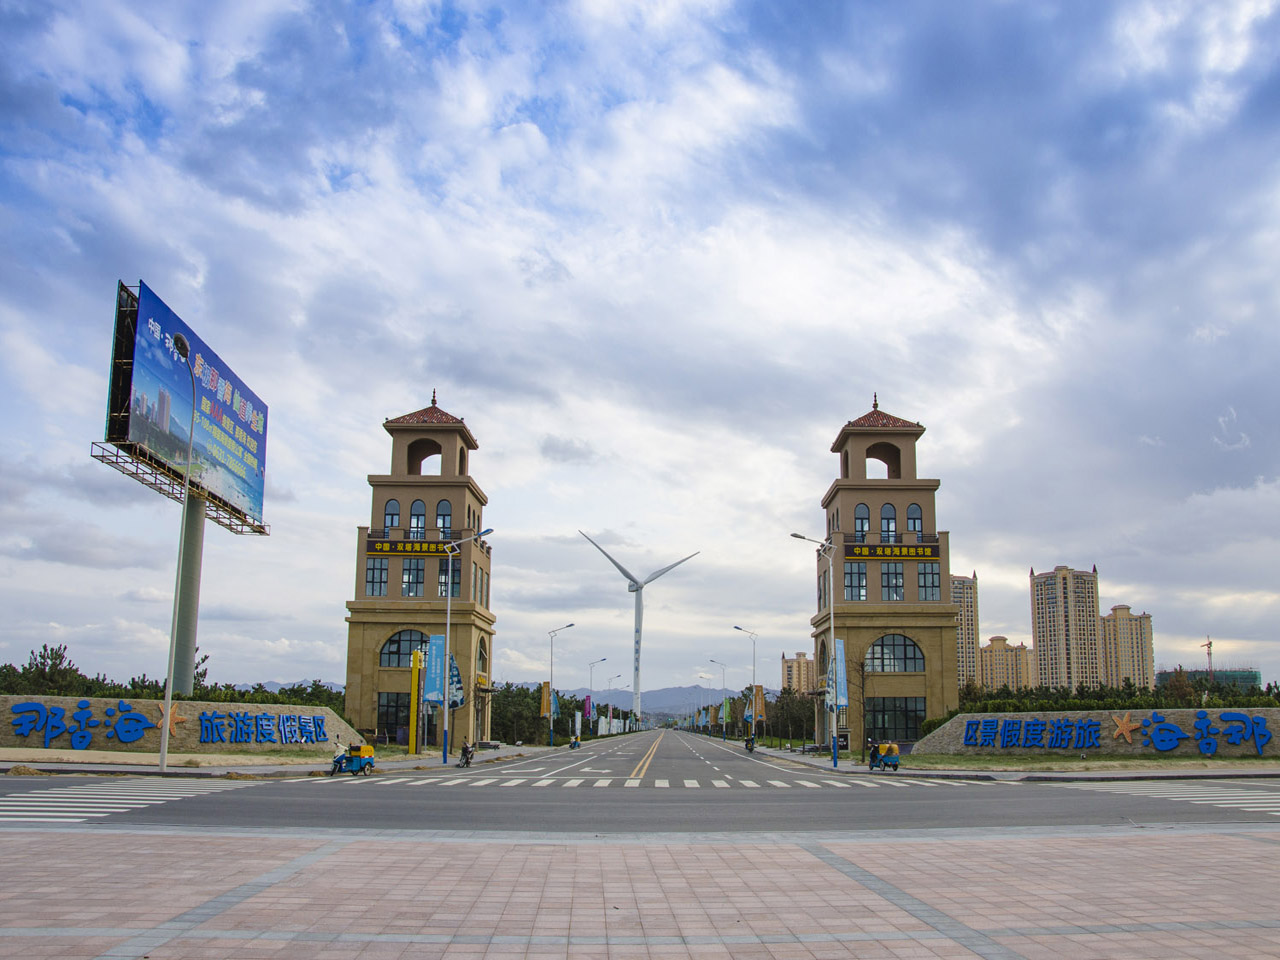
[914,709,1280,758]
[2,696,360,754]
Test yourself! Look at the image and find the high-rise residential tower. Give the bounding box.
[1030,565,1102,689]
[951,572,979,688]
[977,636,1037,691]
[1100,604,1155,689]
[781,651,817,694]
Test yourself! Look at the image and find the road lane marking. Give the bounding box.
[534,779,554,787]
[655,779,669,788]
[822,780,852,788]
[500,779,527,787]
[625,779,641,787]
[712,780,729,788]
[630,731,665,779]
[593,779,612,787]
[468,779,497,786]
[563,778,584,787]
[797,781,820,788]
[768,780,790,788]
[683,780,700,788]
[739,780,760,788]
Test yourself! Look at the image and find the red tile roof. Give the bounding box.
[845,407,921,430]
[385,389,465,426]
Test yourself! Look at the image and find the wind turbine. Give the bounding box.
[579,530,698,722]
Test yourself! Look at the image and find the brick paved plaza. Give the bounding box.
[2,823,1278,959]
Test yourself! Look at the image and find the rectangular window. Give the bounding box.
[402,558,425,597]
[881,562,904,601]
[472,561,478,601]
[482,569,490,608]
[866,696,925,742]
[817,571,827,610]
[844,562,867,601]
[365,558,388,597]
[438,557,461,598]
[376,692,410,738]
[918,562,941,601]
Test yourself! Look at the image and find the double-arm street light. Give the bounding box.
[441,527,494,764]
[709,658,727,740]
[548,622,574,746]
[587,657,606,735]
[792,531,839,769]
[733,625,758,740]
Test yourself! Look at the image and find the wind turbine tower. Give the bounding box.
[580,531,698,722]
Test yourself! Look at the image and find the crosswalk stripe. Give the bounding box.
[468,778,497,786]
[683,780,700,788]
[655,779,669,788]
[739,780,760,788]
[563,778,584,787]
[712,780,729,788]
[593,779,612,787]
[822,780,851,788]
[0,778,253,822]
[500,779,527,787]
[534,779,554,787]
[797,781,820,788]
[625,779,641,787]
[767,780,790,788]
[376,778,411,785]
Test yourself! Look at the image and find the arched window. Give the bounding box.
[865,634,925,673]
[383,499,400,532]
[907,503,922,535]
[436,499,452,537]
[477,637,489,676]
[409,500,426,540]
[854,504,870,543]
[379,629,430,668]
[880,503,896,541]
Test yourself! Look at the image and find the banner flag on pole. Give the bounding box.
[540,681,551,718]
[422,636,447,705]
[834,638,848,709]
[447,653,465,709]
[551,689,560,719]
[583,695,592,721]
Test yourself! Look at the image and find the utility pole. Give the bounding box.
[1202,637,1213,684]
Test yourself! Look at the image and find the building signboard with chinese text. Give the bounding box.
[845,544,940,560]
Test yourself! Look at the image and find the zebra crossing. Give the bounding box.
[1057,779,1280,816]
[0,777,256,823]
[289,774,1003,791]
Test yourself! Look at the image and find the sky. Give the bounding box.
[2,0,1279,699]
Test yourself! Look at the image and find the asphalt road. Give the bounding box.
[5,729,1280,832]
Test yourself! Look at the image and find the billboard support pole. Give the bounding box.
[173,495,206,695]
[159,335,197,775]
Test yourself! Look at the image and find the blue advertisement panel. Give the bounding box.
[834,638,849,709]
[128,282,268,522]
[423,636,446,704]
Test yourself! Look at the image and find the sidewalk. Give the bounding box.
[0,742,555,778]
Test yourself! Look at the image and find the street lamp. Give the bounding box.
[159,333,197,776]
[441,527,493,764]
[733,626,757,741]
[548,622,574,746]
[605,674,621,733]
[587,656,606,737]
[792,531,838,769]
[709,658,727,740]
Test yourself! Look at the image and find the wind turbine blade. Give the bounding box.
[642,551,699,585]
[579,530,641,586]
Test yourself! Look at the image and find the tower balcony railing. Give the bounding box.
[367,525,463,541]
[841,531,940,547]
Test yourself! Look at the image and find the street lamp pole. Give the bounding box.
[548,623,574,746]
[733,626,757,741]
[709,658,727,740]
[588,657,606,737]
[159,333,196,776]
[441,527,493,764]
[605,674,620,733]
[792,532,838,769]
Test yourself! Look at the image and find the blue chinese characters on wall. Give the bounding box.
[9,701,329,750]
[962,711,1272,756]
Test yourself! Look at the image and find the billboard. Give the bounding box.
[105,281,268,524]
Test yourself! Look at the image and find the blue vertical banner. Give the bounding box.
[835,637,849,709]
[448,653,465,709]
[551,689,561,719]
[422,636,446,705]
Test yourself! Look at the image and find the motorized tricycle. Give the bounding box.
[868,742,899,772]
[330,744,376,776]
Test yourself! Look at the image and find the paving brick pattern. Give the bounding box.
[2,826,1278,959]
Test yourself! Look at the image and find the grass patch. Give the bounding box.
[6,764,54,776]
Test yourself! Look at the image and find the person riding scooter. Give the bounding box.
[331,735,346,775]
[457,738,475,768]
[744,734,755,753]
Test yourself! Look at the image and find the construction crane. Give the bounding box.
[1201,637,1213,684]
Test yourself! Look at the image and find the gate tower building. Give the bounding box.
[344,394,495,746]
[808,399,960,746]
